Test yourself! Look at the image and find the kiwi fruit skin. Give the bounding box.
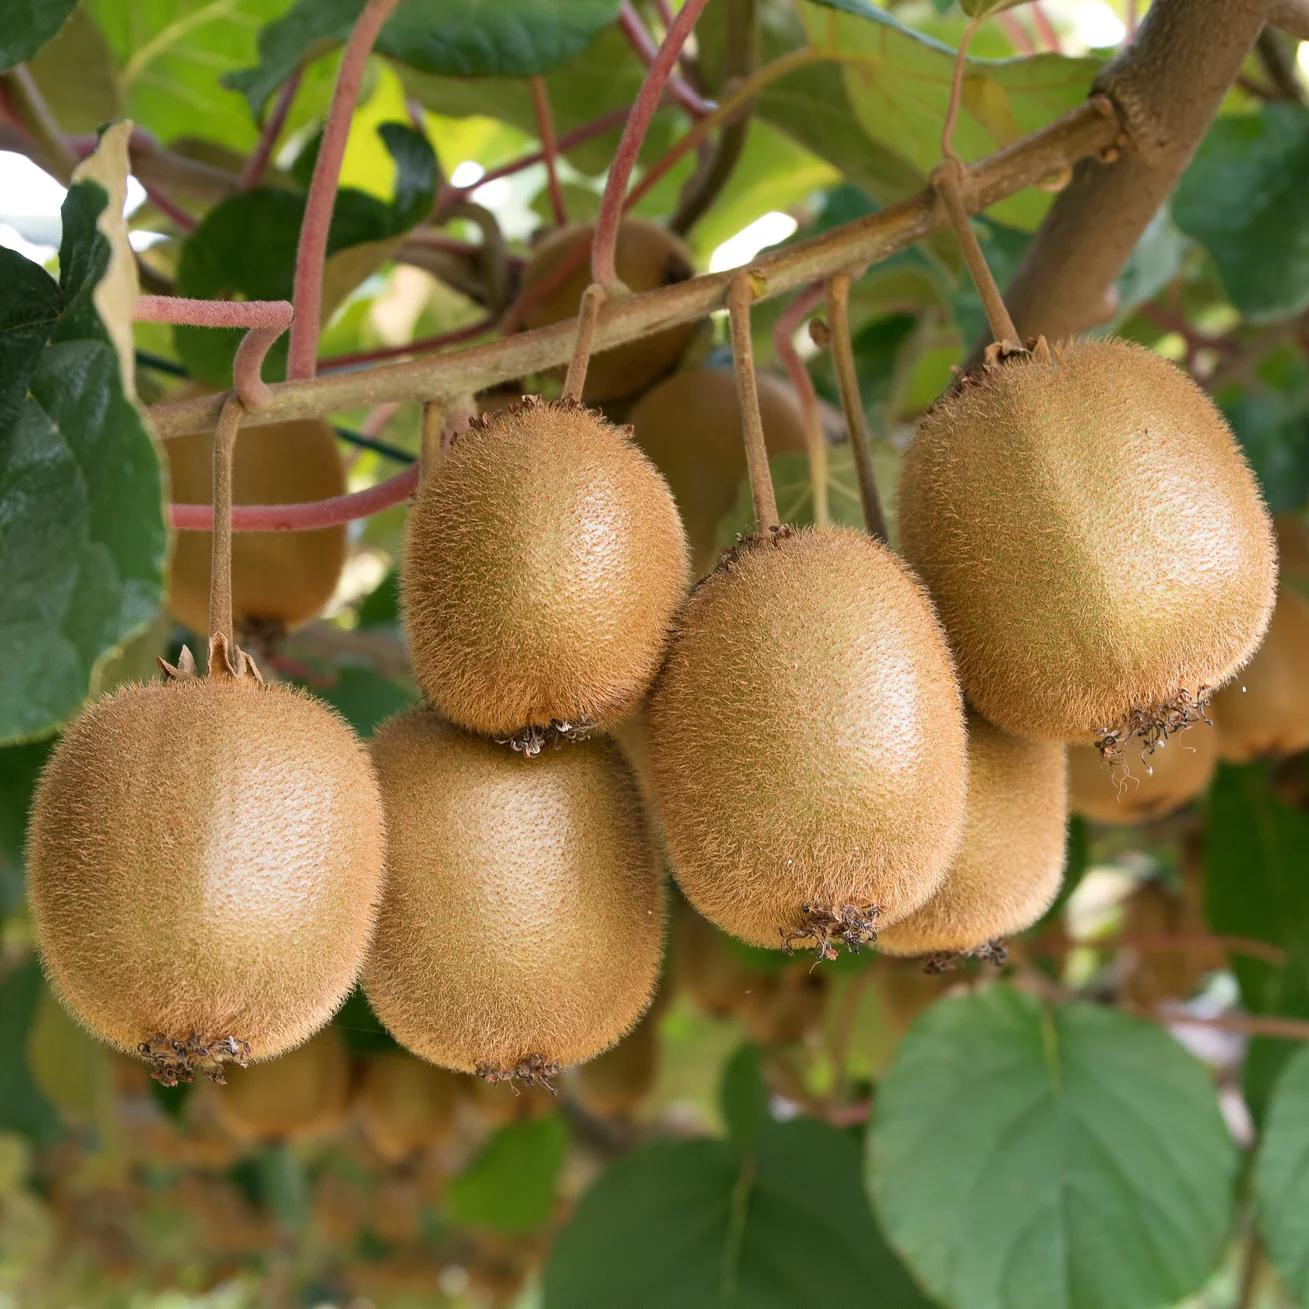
[27,676,386,1062]
[573,1008,659,1118]
[1067,726,1217,824]
[402,399,689,739]
[898,339,1276,742]
[357,1050,461,1162]
[877,715,1068,958]
[165,417,347,636]
[363,709,665,1075]
[629,367,809,575]
[647,525,969,947]
[212,1027,351,1142]
[518,219,695,402]
[1212,588,1309,762]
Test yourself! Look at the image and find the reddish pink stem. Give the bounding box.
[531,77,568,228]
[1030,2,1061,52]
[594,0,713,288]
[286,0,401,382]
[654,0,675,27]
[320,315,496,369]
[616,2,713,119]
[140,181,195,231]
[239,68,304,191]
[134,296,293,410]
[1124,0,1138,39]
[997,12,1036,55]
[772,282,825,441]
[171,462,419,532]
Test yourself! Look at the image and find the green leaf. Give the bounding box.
[0,0,78,71]
[1254,1043,1309,1303]
[228,0,623,118]
[961,0,1027,15]
[0,249,61,431]
[446,1114,568,1234]
[0,960,61,1149]
[313,666,413,737]
[870,986,1238,1309]
[1173,103,1309,324]
[25,7,122,134]
[1109,209,1189,330]
[720,1044,770,1152]
[0,739,52,915]
[801,0,1102,229]
[333,986,400,1056]
[545,1117,934,1308]
[356,570,400,627]
[1219,360,1309,514]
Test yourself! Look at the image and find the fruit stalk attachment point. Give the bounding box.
[727,269,779,533]
[826,272,889,545]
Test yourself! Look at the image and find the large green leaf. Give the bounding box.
[446,1114,568,1234]
[801,0,1102,229]
[0,250,62,431]
[0,961,61,1149]
[1173,103,1309,324]
[546,1115,934,1307]
[0,0,78,71]
[0,739,51,914]
[870,986,1238,1309]
[227,0,623,118]
[1254,1043,1309,1303]
[25,7,122,133]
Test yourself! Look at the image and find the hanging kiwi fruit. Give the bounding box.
[27,399,387,1085]
[357,1050,462,1162]
[647,273,969,957]
[1068,726,1218,824]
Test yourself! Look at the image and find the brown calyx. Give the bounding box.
[139,1033,252,1086]
[781,902,880,963]
[477,1054,562,1095]
[497,719,594,758]
[1094,686,1213,767]
[158,635,265,686]
[922,939,1008,975]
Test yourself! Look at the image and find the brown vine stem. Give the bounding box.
[940,13,984,170]
[433,199,510,312]
[562,283,607,403]
[208,395,244,655]
[593,0,713,289]
[616,1,714,119]
[148,98,1121,440]
[238,68,303,191]
[0,65,76,184]
[1126,1008,1309,1043]
[531,77,568,229]
[773,282,829,527]
[286,0,401,381]
[826,272,889,545]
[1030,932,1287,967]
[728,270,779,532]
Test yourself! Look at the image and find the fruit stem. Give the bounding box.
[826,273,889,545]
[562,283,607,403]
[286,0,400,382]
[615,2,714,119]
[208,394,244,654]
[772,283,829,527]
[593,0,713,291]
[530,77,568,229]
[727,270,779,533]
[238,67,303,191]
[434,199,510,313]
[939,13,984,171]
[419,399,443,482]
[0,65,77,184]
[931,161,1021,350]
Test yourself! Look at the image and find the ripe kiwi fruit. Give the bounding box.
[876,715,1067,961]
[212,1027,351,1142]
[1117,879,1222,1009]
[363,709,665,1085]
[27,659,386,1083]
[573,1007,660,1119]
[647,524,968,952]
[898,338,1276,745]
[402,397,689,743]
[517,218,695,402]
[1068,726,1217,824]
[165,413,348,638]
[1212,588,1309,761]
[357,1051,461,1163]
[673,899,768,1017]
[629,367,809,575]
[738,962,828,1046]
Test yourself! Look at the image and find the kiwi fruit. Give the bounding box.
[629,367,809,575]
[876,960,954,1035]
[573,1007,660,1119]
[517,218,695,402]
[165,415,348,639]
[647,525,968,952]
[1117,879,1222,1009]
[876,715,1066,961]
[363,709,665,1085]
[898,338,1276,745]
[402,397,689,743]
[673,900,769,1017]
[1067,725,1218,824]
[738,962,828,1046]
[1211,588,1309,761]
[212,1027,351,1142]
[357,1051,461,1163]
[27,665,386,1083]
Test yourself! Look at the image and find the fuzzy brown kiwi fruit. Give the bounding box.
[357,1051,461,1163]
[1117,880,1223,1009]
[363,709,664,1086]
[898,339,1276,745]
[573,1007,660,1119]
[1068,726,1218,824]
[647,525,968,952]
[212,1027,351,1142]
[1212,588,1309,761]
[673,900,767,1016]
[26,662,386,1084]
[517,218,695,402]
[402,398,689,743]
[629,367,809,575]
[165,415,347,638]
[738,962,828,1046]
[877,715,1067,961]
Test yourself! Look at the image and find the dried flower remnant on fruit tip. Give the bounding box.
[922,940,1007,976]
[140,1033,252,1086]
[781,903,881,962]
[478,1054,563,1095]
[1094,686,1214,767]
[497,720,595,758]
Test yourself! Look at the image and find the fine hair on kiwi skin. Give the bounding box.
[646,523,969,955]
[363,708,665,1089]
[401,395,690,746]
[516,217,696,403]
[876,714,1068,964]
[1067,723,1219,825]
[898,336,1277,751]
